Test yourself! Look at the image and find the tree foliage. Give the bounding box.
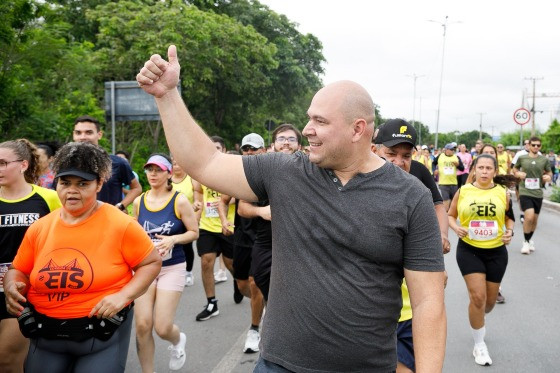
[0,0,325,173]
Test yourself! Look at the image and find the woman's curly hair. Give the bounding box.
[52,142,112,181]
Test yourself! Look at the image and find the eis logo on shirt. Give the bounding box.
[35,248,94,302]
[469,201,496,217]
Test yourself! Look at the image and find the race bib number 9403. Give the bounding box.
[468,220,498,241]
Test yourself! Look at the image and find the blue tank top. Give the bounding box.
[138,191,186,267]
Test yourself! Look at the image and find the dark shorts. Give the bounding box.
[519,195,543,214]
[233,245,252,280]
[439,184,458,201]
[396,319,415,372]
[456,239,508,283]
[0,293,16,320]
[197,230,233,259]
[251,244,272,301]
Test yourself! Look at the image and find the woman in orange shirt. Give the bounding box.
[4,142,161,373]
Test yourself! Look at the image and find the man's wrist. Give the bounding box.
[116,202,126,211]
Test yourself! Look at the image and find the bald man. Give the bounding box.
[137,45,446,373]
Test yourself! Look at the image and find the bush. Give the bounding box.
[550,186,560,203]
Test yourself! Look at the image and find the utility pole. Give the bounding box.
[524,76,543,136]
[477,113,486,140]
[406,74,425,145]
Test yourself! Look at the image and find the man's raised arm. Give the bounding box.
[137,45,257,201]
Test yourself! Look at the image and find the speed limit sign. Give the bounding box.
[513,108,531,125]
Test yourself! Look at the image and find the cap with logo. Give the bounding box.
[376,119,417,147]
[241,133,265,149]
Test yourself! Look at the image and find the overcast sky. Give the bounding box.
[261,0,560,140]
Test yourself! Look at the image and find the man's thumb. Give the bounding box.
[168,45,178,64]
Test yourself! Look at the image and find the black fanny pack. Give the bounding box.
[17,303,133,342]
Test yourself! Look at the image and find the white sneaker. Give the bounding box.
[520,241,531,255]
[243,329,260,353]
[473,343,492,366]
[168,332,187,370]
[214,269,227,283]
[185,272,194,287]
[529,240,536,252]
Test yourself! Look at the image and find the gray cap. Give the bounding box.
[241,133,265,148]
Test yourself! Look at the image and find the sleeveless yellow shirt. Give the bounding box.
[172,174,194,204]
[457,183,507,249]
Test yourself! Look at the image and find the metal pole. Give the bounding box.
[524,76,543,137]
[477,113,485,140]
[110,81,116,154]
[407,74,425,145]
[433,17,447,150]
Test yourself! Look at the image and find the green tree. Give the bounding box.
[90,0,279,144]
[542,119,560,153]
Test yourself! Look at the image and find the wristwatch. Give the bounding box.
[506,228,514,236]
[116,203,126,211]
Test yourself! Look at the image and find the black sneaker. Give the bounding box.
[234,280,244,304]
[196,302,219,321]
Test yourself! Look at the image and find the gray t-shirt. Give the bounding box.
[243,152,444,373]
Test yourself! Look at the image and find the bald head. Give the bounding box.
[320,81,376,126]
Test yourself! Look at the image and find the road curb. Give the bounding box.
[543,199,560,214]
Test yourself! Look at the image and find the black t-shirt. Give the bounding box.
[97,155,134,205]
[410,160,443,204]
[0,186,59,263]
[233,200,258,249]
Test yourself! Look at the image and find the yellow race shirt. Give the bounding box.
[458,183,507,249]
[172,175,194,204]
[497,152,510,175]
[437,154,459,185]
[199,185,235,233]
[399,279,412,322]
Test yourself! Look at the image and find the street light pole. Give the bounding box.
[429,16,460,150]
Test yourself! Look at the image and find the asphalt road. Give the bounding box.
[125,200,560,372]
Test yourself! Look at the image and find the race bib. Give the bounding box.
[524,178,540,190]
[205,201,219,218]
[443,166,455,175]
[468,221,498,241]
[0,262,10,292]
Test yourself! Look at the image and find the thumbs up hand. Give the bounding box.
[136,45,180,98]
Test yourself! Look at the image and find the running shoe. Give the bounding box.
[243,329,260,353]
[196,302,219,321]
[473,343,492,366]
[185,272,194,287]
[520,241,531,255]
[520,214,524,223]
[529,240,536,252]
[234,280,244,304]
[496,289,505,304]
[214,269,227,283]
[168,332,187,370]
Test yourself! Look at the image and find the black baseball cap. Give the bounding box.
[376,119,417,147]
[55,168,98,181]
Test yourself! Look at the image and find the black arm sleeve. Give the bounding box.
[457,156,465,171]
[433,154,440,166]
[410,161,443,204]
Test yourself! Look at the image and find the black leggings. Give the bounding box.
[183,242,195,272]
